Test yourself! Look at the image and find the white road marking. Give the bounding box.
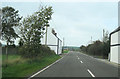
[80,61,83,63]
[28,57,64,79]
[77,56,80,59]
[87,69,95,77]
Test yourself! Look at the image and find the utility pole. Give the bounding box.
[91,36,92,44]
[102,29,105,58]
[63,38,64,48]
[45,26,48,45]
[103,29,105,42]
[62,38,64,53]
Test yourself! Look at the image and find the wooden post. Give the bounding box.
[6,42,8,67]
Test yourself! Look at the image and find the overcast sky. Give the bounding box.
[1,1,118,46]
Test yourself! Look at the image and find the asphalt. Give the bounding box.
[34,51,118,77]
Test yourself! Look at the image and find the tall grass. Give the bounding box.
[2,54,27,66]
[2,54,61,77]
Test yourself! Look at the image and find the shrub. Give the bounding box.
[80,40,110,58]
[18,44,55,59]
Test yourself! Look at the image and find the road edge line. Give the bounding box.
[87,69,95,77]
[80,61,83,63]
[28,56,64,79]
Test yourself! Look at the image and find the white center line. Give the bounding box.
[87,69,95,77]
[80,61,83,63]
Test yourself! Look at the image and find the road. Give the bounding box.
[31,51,118,77]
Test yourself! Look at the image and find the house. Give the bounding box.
[41,27,62,55]
[109,26,120,64]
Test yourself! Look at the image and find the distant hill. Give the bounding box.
[63,46,80,51]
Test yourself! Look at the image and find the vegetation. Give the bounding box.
[2,6,22,45]
[1,5,61,78]
[63,50,69,53]
[80,29,110,59]
[0,42,2,46]
[19,6,53,59]
[1,6,22,67]
[2,54,61,77]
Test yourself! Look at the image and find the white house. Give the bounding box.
[41,26,62,55]
[110,26,120,64]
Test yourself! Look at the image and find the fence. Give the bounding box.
[2,47,18,55]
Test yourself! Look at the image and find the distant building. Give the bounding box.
[109,26,120,64]
[41,27,62,55]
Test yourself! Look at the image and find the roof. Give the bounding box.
[110,26,120,35]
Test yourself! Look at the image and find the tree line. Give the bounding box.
[80,30,110,59]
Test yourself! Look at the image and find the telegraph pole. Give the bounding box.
[63,38,64,48]
[91,36,92,44]
[45,26,48,45]
[103,29,105,42]
[62,37,64,53]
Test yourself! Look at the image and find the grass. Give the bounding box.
[63,50,69,53]
[2,54,61,77]
[0,54,2,65]
[2,54,24,66]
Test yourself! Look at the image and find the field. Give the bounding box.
[2,54,61,77]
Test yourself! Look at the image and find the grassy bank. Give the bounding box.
[2,54,61,77]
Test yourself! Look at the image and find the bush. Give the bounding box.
[102,40,110,58]
[87,40,103,56]
[80,40,110,59]
[80,45,87,52]
[18,44,55,59]
[39,45,55,56]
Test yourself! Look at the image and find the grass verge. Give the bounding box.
[80,51,108,59]
[63,50,69,53]
[2,54,61,77]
